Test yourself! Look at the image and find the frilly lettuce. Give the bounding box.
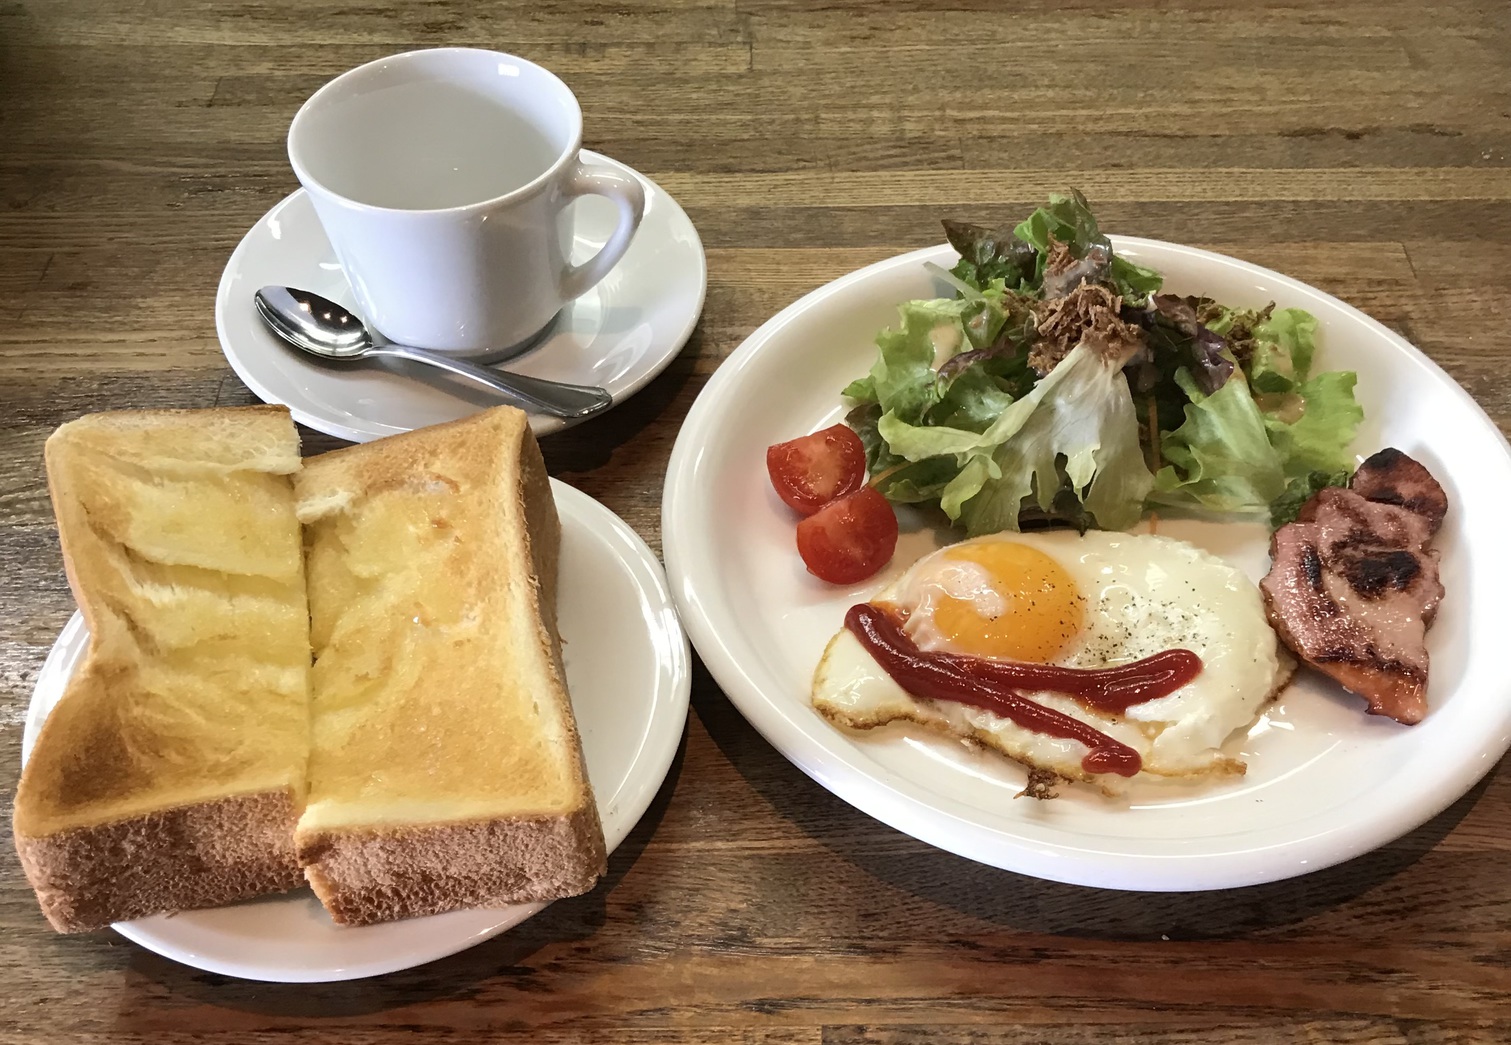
[1151,368,1288,511]
[1012,190,1163,304]
[1249,308,1318,392]
[843,291,1013,424]
[845,191,1364,533]
[875,343,1152,534]
[942,219,1037,291]
[1151,306,1362,515]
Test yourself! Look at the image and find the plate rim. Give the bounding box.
[23,478,691,981]
[663,234,1511,892]
[214,149,708,443]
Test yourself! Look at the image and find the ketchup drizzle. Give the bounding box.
[845,603,1204,778]
[956,648,1203,713]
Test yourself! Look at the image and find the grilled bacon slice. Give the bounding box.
[1260,451,1447,725]
[1348,448,1448,535]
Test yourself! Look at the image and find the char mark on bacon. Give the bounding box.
[1260,450,1447,725]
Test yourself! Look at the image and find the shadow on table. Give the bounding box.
[689,655,1490,941]
[113,722,688,1022]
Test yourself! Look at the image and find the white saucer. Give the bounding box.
[23,480,691,982]
[216,151,706,442]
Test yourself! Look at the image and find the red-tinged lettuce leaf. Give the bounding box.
[1041,241,1112,300]
[942,219,1038,292]
[1147,293,1235,394]
[935,292,1037,391]
[1012,190,1163,303]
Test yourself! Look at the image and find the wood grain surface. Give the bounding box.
[3,0,1510,1041]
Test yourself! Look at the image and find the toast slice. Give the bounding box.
[293,406,606,926]
[13,407,311,932]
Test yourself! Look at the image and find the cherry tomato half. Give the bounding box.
[766,424,866,516]
[795,486,899,585]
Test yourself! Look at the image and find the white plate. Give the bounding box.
[24,479,690,981]
[215,151,706,443]
[664,236,1511,892]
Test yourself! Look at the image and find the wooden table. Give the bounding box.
[3,1,1510,1041]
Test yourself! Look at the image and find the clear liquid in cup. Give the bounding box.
[300,79,565,210]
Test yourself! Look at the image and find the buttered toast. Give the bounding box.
[13,407,311,932]
[294,406,606,925]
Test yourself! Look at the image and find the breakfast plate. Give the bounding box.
[664,236,1511,892]
[215,151,706,442]
[24,480,690,981]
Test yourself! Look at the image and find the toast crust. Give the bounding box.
[298,803,605,926]
[14,789,303,933]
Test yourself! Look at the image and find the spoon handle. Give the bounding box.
[372,343,614,420]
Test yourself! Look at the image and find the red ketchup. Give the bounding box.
[844,603,1204,777]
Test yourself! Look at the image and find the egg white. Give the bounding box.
[811,530,1293,792]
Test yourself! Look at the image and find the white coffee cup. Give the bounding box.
[288,48,645,358]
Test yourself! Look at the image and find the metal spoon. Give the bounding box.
[254,286,614,420]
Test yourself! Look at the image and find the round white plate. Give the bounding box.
[664,235,1511,892]
[25,479,690,981]
[215,151,706,443]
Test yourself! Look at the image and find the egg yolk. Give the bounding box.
[931,542,1084,662]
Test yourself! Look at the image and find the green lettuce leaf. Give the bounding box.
[844,402,901,476]
[1270,468,1354,528]
[1011,189,1163,302]
[850,294,1011,425]
[1263,370,1365,477]
[1152,368,1287,513]
[842,194,1364,536]
[1109,257,1164,302]
[1152,302,1361,517]
[874,458,960,504]
[1197,300,1271,340]
[841,375,877,403]
[1248,307,1319,392]
[877,344,1153,535]
[927,365,1018,432]
[1014,192,1102,259]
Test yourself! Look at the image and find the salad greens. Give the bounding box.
[1268,468,1355,529]
[843,190,1363,535]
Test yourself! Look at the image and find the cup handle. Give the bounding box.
[559,158,647,301]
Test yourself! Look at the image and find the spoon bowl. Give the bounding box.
[255,287,372,359]
[254,286,614,420]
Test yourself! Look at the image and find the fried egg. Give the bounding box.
[811,530,1292,792]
